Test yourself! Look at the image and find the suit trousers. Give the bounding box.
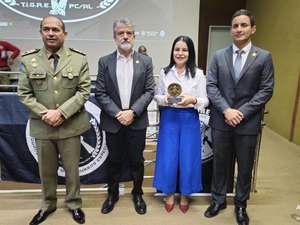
[105,126,146,196]
[35,136,82,211]
[211,129,257,208]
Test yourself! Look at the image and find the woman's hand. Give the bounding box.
[176,95,197,106]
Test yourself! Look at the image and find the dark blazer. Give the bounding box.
[95,51,155,133]
[207,45,274,135]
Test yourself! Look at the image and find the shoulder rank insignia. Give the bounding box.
[69,47,86,55]
[21,48,40,57]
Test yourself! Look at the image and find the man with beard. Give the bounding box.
[95,17,155,215]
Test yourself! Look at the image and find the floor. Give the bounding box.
[0,126,300,225]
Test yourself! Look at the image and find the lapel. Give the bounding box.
[225,45,259,83]
[108,51,142,98]
[55,47,71,75]
[238,46,258,81]
[35,49,52,74]
[108,51,120,96]
[131,51,142,96]
[35,47,71,75]
[224,46,235,81]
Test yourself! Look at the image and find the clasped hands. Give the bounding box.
[223,108,244,127]
[115,109,135,126]
[41,109,65,127]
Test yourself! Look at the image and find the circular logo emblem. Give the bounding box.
[26,100,108,177]
[167,83,182,98]
[0,0,119,23]
[199,108,213,163]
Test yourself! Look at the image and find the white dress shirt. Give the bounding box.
[116,50,134,109]
[154,66,209,110]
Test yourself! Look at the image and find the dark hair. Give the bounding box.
[138,45,148,56]
[231,9,255,27]
[40,16,66,32]
[164,35,197,78]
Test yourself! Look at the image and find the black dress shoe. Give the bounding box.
[235,207,249,225]
[29,209,56,225]
[69,208,85,224]
[204,202,227,218]
[101,194,119,214]
[133,195,147,215]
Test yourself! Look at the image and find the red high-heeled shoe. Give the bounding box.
[165,203,174,213]
[179,204,189,213]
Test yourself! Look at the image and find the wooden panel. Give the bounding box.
[198,0,246,72]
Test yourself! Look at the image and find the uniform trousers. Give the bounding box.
[35,136,82,211]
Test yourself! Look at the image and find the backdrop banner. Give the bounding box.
[0,93,233,193]
[0,93,131,184]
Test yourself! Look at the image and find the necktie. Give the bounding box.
[51,53,59,71]
[234,50,243,78]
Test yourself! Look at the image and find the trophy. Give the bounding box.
[167,83,182,104]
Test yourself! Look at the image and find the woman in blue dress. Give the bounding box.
[153,35,209,213]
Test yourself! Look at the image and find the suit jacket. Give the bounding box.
[18,47,91,139]
[207,45,274,135]
[95,51,155,133]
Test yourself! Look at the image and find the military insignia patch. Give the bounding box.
[31,58,38,68]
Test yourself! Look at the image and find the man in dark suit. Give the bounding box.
[95,17,155,215]
[18,16,90,225]
[204,9,274,225]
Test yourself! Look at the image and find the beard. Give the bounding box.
[119,42,133,51]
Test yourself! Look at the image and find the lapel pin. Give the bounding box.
[136,60,140,64]
[252,52,257,57]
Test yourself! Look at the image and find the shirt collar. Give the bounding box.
[117,49,134,60]
[170,65,176,72]
[44,47,63,59]
[232,42,252,55]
